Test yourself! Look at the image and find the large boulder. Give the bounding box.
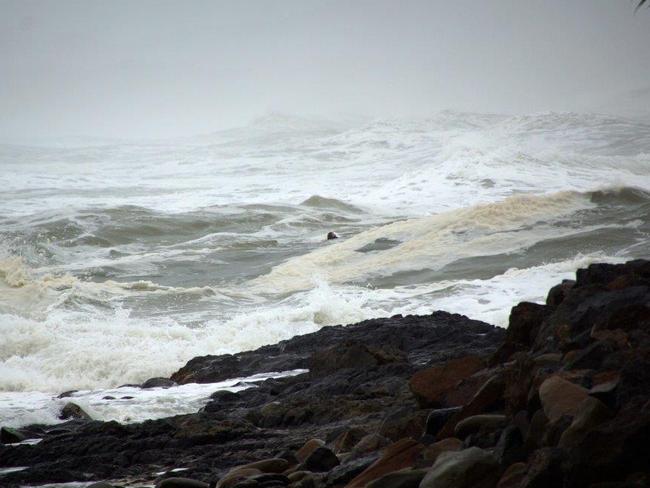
[419,447,500,488]
[424,407,462,437]
[300,446,339,472]
[409,356,485,408]
[157,478,209,488]
[295,438,325,463]
[1,426,26,444]
[347,438,424,488]
[566,397,650,487]
[142,377,176,389]
[59,402,92,421]
[436,373,506,439]
[538,376,589,422]
[309,342,405,377]
[421,438,463,465]
[491,303,552,364]
[558,396,613,448]
[454,414,508,440]
[366,468,428,488]
[380,408,429,441]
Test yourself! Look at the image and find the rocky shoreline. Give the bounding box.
[1,260,649,488]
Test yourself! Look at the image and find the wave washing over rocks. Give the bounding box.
[1,259,649,488]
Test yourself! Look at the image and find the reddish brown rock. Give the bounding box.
[296,438,325,463]
[333,428,367,454]
[538,376,589,422]
[351,433,391,457]
[436,372,506,439]
[409,356,485,408]
[347,438,424,488]
[422,438,463,465]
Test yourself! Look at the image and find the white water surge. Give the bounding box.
[1,111,649,423]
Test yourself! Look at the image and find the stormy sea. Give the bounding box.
[1,111,650,426]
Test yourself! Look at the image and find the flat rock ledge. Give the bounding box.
[1,259,649,488]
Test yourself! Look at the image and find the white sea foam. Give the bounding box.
[0,111,648,412]
[0,278,370,392]
[253,190,595,292]
[0,370,306,428]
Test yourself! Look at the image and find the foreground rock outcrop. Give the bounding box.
[1,259,649,488]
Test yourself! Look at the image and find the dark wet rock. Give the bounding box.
[217,468,262,488]
[436,372,506,439]
[421,438,463,465]
[59,402,92,421]
[424,407,462,437]
[518,447,565,488]
[295,438,325,463]
[347,438,424,487]
[533,284,650,353]
[309,342,406,377]
[494,424,525,467]
[57,390,78,399]
[558,396,613,448]
[615,354,650,408]
[209,390,241,404]
[409,355,485,408]
[142,377,177,389]
[566,397,650,488]
[496,462,528,488]
[331,427,367,453]
[419,447,500,488]
[366,468,428,488]
[157,478,209,488]
[0,427,25,444]
[523,409,549,453]
[87,482,117,488]
[248,473,290,485]
[564,340,619,370]
[171,312,502,384]
[546,279,576,308]
[300,446,339,472]
[323,454,377,485]
[574,260,650,289]
[454,414,508,439]
[350,433,391,457]
[378,407,429,441]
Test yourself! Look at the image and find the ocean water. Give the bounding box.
[1,111,650,425]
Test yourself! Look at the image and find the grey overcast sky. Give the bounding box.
[1,0,649,139]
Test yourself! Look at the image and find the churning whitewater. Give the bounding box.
[1,111,650,411]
